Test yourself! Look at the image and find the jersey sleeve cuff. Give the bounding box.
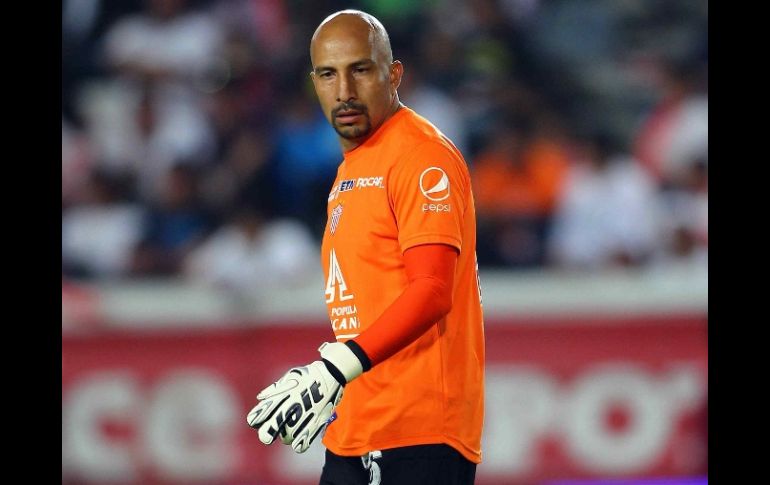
[400,234,462,254]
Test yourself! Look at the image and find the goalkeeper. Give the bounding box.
[247,9,485,485]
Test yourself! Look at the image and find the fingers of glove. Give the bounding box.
[288,375,343,453]
[256,368,304,400]
[257,418,283,445]
[248,363,342,452]
[257,395,304,446]
[290,400,337,454]
[246,393,291,428]
[290,417,320,453]
[291,423,323,454]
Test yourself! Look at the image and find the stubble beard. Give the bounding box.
[333,117,372,140]
[331,102,371,141]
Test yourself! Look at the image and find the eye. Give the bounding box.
[354,67,369,74]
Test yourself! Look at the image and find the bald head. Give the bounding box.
[311,10,393,67]
[309,10,403,151]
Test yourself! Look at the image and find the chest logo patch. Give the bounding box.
[340,179,355,192]
[419,167,450,201]
[329,203,344,235]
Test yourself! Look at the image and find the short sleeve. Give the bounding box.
[388,140,469,254]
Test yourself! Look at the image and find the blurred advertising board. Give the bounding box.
[62,315,707,485]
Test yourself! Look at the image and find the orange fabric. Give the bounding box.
[320,106,485,464]
[355,243,457,367]
[473,139,568,217]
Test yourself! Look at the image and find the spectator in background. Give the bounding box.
[414,25,466,94]
[61,0,708,282]
[210,0,293,65]
[198,114,275,224]
[472,114,569,267]
[62,0,144,125]
[103,0,223,96]
[183,205,317,291]
[62,117,94,210]
[198,76,276,222]
[398,60,469,155]
[80,0,222,200]
[633,57,708,187]
[270,85,342,236]
[650,155,708,271]
[62,169,145,279]
[548,132,659,270]
[131,164,211,276]
[207,21,280,121]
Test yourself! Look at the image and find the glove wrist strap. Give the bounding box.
[344,340,372,372]
[321,359,347,386]
[319,341,365,384]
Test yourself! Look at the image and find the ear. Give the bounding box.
[390,60,404,92]
[309,70,320,93]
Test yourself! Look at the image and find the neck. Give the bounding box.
[340,98,403,152]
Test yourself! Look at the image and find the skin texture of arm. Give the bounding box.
[352,243,457,367]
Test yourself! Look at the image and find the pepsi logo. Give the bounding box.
[419,167,450,201]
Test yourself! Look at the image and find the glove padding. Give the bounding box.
[246,360,343,453]
[247,342,365,453]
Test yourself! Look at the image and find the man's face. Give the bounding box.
[310,19,401,150]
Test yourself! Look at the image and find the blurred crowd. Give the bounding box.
[62,0,708,291]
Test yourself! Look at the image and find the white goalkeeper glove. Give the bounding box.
[246,341,367,453]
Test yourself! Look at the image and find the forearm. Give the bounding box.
[352,244,456,368]
[353,275,451,367]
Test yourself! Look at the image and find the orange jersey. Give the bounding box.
[320,106,485,464]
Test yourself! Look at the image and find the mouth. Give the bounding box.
[334,110,364,125]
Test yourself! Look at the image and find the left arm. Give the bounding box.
[347,242,457,369]
[246,243,457,452]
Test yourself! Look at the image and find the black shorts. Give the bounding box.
[319,443,477,485]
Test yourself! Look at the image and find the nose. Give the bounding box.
[336,71,357,102]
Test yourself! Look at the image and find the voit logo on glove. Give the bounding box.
[420,167,451,212]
